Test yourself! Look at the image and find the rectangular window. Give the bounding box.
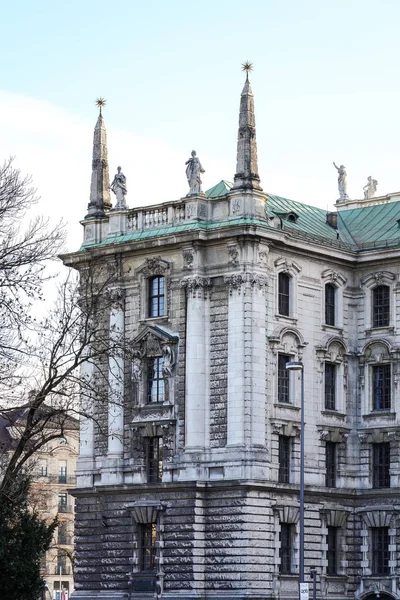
[140,523,157,572]
[278,273,290,316]
[58,523,69,545]
[372,527,390,575]
[278,354,290,403]
[58,460,67,484]
[373,443,390,488]
[148,276,165,318]
[325,442,336,488]
[278,436,291,483]
[325,283,336,326]
[147,437,163,483]
[327,526,338,575]
[373,364,391,411]
[279,523,293,574]
[325,363,336,410]
[38,459,48,477]
[373,285,390,328]
[56,551,68,575]
[147,357,165,403]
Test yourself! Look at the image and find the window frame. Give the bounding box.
[279,523,294,574]
[278,272,290,317]
[147,356,165,403]
[278,353,291,404]
[327,526,338,576]
[139,523,157,572]
[371,527,390,576]
[325,441,337,488]
[372,442,390,488]
[148,275,165,318]
[372,364,391,411]
[372,285,390,328]
[278,435,291,484]
[324,362,336,411]
[325,283,336,326]
[146,437,163,483]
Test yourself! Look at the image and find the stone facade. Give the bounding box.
[62,78,400,600]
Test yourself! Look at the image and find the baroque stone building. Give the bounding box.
[63,75,400,600]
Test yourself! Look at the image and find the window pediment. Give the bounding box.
[274,256,301,275]
[133,326,178,358]
[361,271,395,289]
[322,269,347,286]
[136,257,171,277]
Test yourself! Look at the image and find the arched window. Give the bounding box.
[372,285,390,328]
[148,276,165,318]
[278,273,290,316]
[325,283,336,326]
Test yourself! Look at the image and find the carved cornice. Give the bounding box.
[181,276,212,298]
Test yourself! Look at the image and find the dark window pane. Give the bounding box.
[148,276,165,318]
[326,442,336,488]
[147,358,165,403]
[278,354,290,403]
[279,523,293,574]
[325,363,336,410]
[279,436,290,483]
[140,523,157,571]
[373,285,390,328]
[278,273,290,316]
[327,527,338,575]
[373,443,390,488]
[373,364,391,411]
[147,437,163,483]
[325,284,336,326]
[372,528,390,575]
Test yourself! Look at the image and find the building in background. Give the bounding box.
[0,408,78,600]
[62,72,400,600]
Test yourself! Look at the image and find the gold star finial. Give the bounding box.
[241,61,253,82]
[95,97,106,115]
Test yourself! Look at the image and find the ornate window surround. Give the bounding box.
[272,505,300,578]
[321,269,347,330]
[316,337,348,415]
[361,271,395,333]
[320,508,350,578]
[358,340,397,417]
[269,326,307,409]
[136,257,171,322]
[356,507,398,579]
[274,257,301,321]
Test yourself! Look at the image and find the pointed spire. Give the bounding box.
[232,63,262,191]
[85,99,112,219]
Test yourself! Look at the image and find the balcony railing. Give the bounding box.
[58,504,74,513]
[49,475,77,485]
[58,536,72,545]
[55,566,71,575]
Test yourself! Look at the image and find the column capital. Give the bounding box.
[181,276,212,298]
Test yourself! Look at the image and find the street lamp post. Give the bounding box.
[286,361,305,599]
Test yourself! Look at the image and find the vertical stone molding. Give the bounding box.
[181,277,211,450]
[77,349,95,487]
[225,273,267,446]
[107,288,125,460]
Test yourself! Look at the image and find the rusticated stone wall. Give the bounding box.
[209,283,228,448]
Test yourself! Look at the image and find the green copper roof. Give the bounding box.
[80,179,400,253]
[205,180,233,198]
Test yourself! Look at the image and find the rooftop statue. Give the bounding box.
[333,162,349,201]
[363,176,378,199]
[185,150,205,196]
[110,166,127,209]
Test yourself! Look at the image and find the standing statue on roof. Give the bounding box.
[185,150,205,196]
[110,166,128,209]
[363,176,378,200]
[333,162,349,201]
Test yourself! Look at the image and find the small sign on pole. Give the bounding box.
[300,582,309,600]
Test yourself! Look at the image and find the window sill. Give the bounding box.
[274,403,300,411]
[275,314,298,324]
[365,326,394,335]
[140,316,169,324]
[363,411,396,420]
[321,410,346,419]
[321,324,343,334]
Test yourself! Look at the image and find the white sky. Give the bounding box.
[1,0,400,255]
